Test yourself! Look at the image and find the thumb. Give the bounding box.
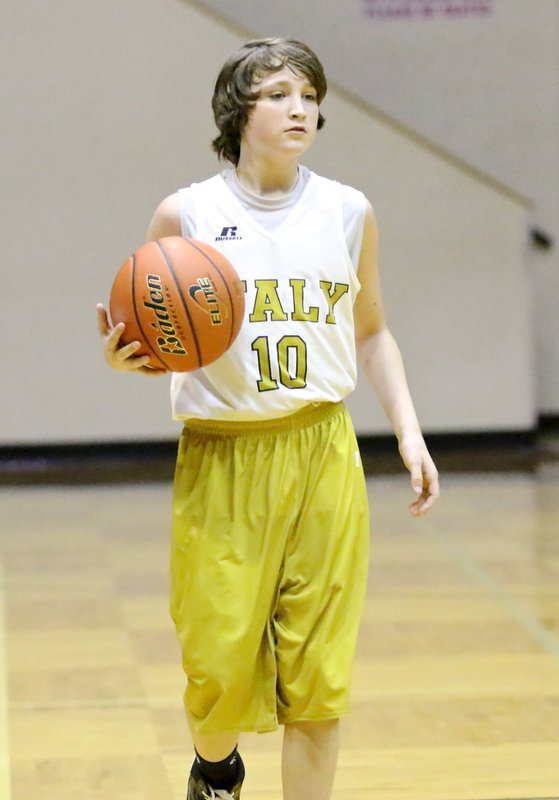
[96,303,110,336]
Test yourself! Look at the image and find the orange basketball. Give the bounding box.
[110,236,245,372]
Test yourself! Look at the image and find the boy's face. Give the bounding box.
[240,66,319,162]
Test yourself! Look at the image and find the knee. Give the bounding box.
[284,718,340,742]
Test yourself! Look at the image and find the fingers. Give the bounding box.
[97,305,143,370]
[427,467,440,503]
[138,365,168,376]
[408,489,438,517]
[96,304,167,375]
[410,464,423,496]
[96,303,110,336]
[107,320,125,347]
[107,335,167,374]
[103,322,129,367]
[408,460,439,517]
[113,336,141,361]
[111,340,151,370]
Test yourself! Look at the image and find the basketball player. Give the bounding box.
[97,38,439,800]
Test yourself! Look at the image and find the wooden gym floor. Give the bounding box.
[0,464,558,799]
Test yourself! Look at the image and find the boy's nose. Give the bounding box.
[289,98,307,117]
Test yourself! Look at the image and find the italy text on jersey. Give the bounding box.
[244,278,351,393]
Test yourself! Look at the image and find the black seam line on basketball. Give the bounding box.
[131,253,171,371]
[155,239,202,369]
[185,238,237,347]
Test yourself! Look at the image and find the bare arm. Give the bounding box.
[97,193,182,375]
[145,192,182,241]
[354,201,439,516]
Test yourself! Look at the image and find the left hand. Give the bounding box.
[398,433,439,517]
[96,304,167,376]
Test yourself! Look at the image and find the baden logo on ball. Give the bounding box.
[144,272,188,357]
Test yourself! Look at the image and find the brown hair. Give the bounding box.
[211,38,327,166]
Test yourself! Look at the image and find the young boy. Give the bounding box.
[97,38,439,800]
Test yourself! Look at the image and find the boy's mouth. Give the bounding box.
[286,126,306,133]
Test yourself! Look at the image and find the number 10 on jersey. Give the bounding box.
[251,335,308,391]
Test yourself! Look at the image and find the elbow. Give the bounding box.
[355,323,389,347]
[355,325,390,364]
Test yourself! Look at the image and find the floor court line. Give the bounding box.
[0,558,12,800]
[421,521,559,661]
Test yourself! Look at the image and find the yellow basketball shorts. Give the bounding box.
[170,401,370,734]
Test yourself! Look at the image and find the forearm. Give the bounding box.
[356,327,423,443]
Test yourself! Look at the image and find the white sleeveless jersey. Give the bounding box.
[170,171,365,421]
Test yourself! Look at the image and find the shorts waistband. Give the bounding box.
[182,402,345,438]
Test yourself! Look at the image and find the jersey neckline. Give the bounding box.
[217,168,316,241]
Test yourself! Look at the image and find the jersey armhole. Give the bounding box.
[178,186,197,239]
[335,182,366,294]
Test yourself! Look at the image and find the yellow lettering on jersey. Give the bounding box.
[289,279,320,323]
[277,335,307,388]
[249,279,289,322]
[251,337,279,391]
[320,281,350,324]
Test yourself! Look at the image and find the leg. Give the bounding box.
[282,719,340,800]
[192,730,240,762]
[274,407,369,728]
[172,426,288,738]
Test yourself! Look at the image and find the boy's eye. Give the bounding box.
[270,92,285,100]
[304,93,318,101]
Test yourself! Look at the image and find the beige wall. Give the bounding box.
[1,0,534,443]
[307,93,533,433]
[199,0,559,414]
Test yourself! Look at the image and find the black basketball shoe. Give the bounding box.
[186,758,244,800]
